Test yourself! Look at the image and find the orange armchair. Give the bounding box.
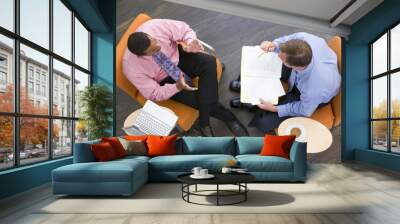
[116,13,224,132]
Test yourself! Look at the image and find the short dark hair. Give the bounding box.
[279,39,312,67]
[127,32,151,56]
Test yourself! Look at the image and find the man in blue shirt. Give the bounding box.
[230,32,341,133]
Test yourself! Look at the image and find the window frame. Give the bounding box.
[0,0,92,171]
[370,20,400,154]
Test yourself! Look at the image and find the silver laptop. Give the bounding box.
[123,101,178,136]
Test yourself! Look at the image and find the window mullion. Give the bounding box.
[71,10,76,154]
[48,0,54,160]
[388,30,391,153]
[13,0,21,167]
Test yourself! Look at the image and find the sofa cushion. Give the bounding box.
[91,142,118,162]
[53,158,147,183]
[149,154,235,172]
[101,137,127,158]
[180,137,235,155]
[147,135,177,157]
[260,134,296,159]
[118,138,147,156]
[73,139,100,163]
[236,155,293,172]
[235,137,263,155]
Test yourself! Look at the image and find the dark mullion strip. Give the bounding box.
[370,45,373,149]
[0,29,90,75]
[71,10,76,153]
[48,0,54,160]
[388,29,392,153]
[370,67,400,80]
[13,0,20,167]
[0,111,79,120]
[371,118,400,121]
[74,64,90,75]
[329,0,357,24]
[0,26,17,39]
[88,31,91,74]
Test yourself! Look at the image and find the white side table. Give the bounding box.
[277,117,332,153]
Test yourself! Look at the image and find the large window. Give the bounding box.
[371,23,400,154]
[0,0,91,171]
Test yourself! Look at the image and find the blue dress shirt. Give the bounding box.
[273,32,341,117]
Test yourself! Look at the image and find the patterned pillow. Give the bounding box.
[118,137,147,156]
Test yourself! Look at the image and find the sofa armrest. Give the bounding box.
[289,141,307,181]
[73,140,100,163]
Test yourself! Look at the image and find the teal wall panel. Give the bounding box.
[344,0,400,171]
[0,158,72,199]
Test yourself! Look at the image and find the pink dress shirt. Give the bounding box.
[122,19,197,101]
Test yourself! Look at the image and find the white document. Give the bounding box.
[240,46,285,105]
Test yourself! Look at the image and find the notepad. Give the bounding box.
[240,46,285,105]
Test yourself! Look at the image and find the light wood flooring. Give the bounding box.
[1,162,400,224]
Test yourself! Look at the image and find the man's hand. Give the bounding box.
[257,98,277,112]
[176,73,198,91]
[182,39,204,53]
[260,41,276,52]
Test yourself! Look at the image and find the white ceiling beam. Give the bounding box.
[164,0,351,37]
[330,0,368,27]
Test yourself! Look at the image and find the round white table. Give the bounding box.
[277,117,332,153]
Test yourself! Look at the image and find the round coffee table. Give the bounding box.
[177,173,255,206]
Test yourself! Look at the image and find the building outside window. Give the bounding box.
[28,66,34,80]
[28,81,34,94]
[0,54,7,89]
[0,0,91,170]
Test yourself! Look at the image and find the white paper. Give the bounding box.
[240,46,285,105]
[241,46,282,78]
[240,77,285,105]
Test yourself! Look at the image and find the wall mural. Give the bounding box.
[115,0,342,163]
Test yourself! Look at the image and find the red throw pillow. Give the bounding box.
[146,134,177,157]
[91,142,117,161]
[101,137,126,158]
[259,134,296,159]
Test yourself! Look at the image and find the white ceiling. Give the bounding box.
[224,0,352,22]
[164,0,384,37]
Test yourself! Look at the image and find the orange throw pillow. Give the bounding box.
[259,134,296,159]
[146,135,177,157]
[91,142,117,162]
[101,137,126,158]
[124,135,148,141]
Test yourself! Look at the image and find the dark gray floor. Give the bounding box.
[116,0,340,162]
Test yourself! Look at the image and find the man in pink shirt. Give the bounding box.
[123,19,248,136]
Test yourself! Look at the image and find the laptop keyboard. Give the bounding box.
[134,110,171,136]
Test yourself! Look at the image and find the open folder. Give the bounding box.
[240,46,285,105]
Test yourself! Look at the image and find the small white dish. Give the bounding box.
[190,174,215,179]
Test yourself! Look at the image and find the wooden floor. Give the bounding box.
[1,162,400,224]
[115,0,340,163]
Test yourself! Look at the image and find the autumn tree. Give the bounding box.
[372,99,400,143]
[0,84,60,152]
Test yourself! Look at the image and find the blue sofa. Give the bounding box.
[52,137,307,196]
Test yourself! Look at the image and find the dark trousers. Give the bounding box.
[248,65,327,133]
[249,65,300,133]
[160,46,234,126]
